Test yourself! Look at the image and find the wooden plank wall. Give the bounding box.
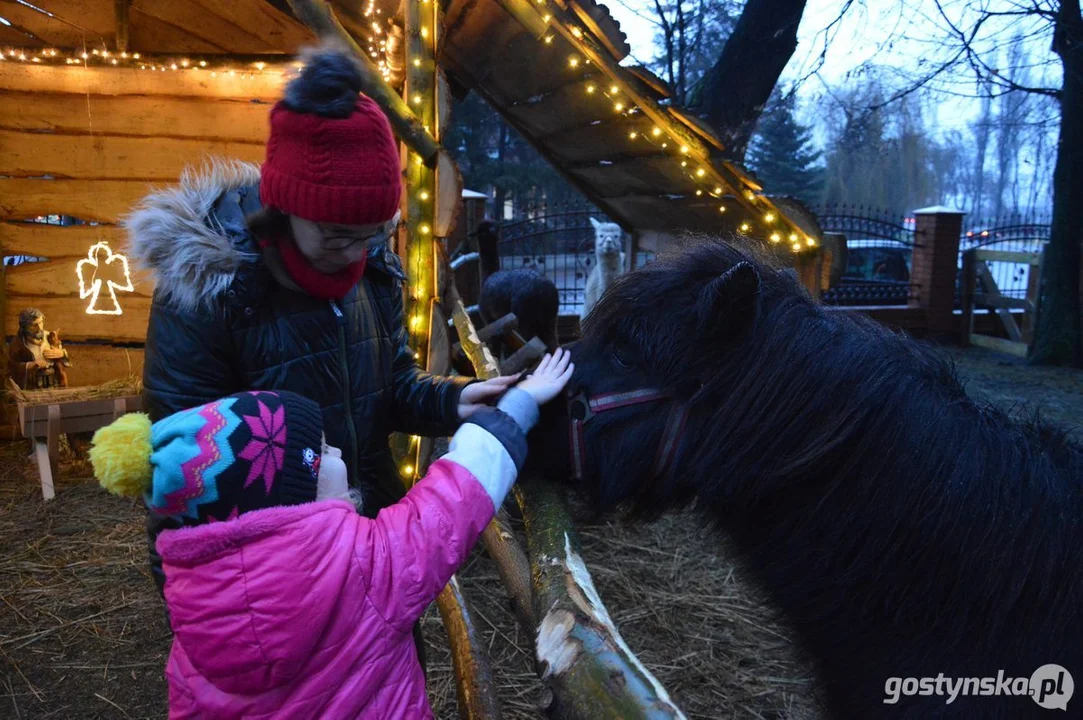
[0,63,285,385]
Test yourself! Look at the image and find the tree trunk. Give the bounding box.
[1031,0,1082,366]
[690,0,808,161]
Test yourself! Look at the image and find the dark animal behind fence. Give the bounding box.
[533,236,1082,718]
[479,268,559,351]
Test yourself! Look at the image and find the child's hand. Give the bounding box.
[515,347,574,406]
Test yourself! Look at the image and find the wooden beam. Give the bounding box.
[973,293,1034,312]
[0,222,126,258]
[5,257,153,299]
[974,249,1042,265]
[0,128,264,180]
[4,295,149,342]
[129,0,311,55]
[283,0,442,165]
[182,0,315,52]
[115,0,130,53]
[0,179,155,223]
[0,91,273,143]
[0,64,287,100]
[485,0,812,243]
[975,262,1024,343]
[0,0,113,50]
[969,332,1029,358]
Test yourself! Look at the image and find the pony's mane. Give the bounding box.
[571,234,1083,715]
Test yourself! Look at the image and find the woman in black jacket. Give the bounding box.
[123,46,515,606]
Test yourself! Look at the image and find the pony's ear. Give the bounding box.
[696,261,761,337]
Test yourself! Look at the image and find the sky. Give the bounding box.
[604,0,1062,136]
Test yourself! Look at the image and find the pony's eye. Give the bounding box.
[613,348,633,369]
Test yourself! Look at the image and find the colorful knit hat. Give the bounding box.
[89,391,325,523]
[259,42,402,226]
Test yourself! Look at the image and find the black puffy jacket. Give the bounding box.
[125,161,471,595]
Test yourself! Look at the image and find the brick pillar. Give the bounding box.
[909,206,965,335]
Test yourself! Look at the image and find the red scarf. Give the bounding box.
[263,234,368,300]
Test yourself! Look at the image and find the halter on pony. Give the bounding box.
[567,387,690,483]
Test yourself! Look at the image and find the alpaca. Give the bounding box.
[580,217,625,323]
[532,236,1082,719]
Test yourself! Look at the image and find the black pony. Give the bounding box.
[532,237,1082,718]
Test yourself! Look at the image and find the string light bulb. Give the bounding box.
[739,223,751,233]
[680,145,690,154]
[610,84,618,94]
[770,232,781,243]
[401,464,415,477]
[696,168,706,177]
[419,190,430,201]
[765,212,776,223]
[628,131,637,139]
[806,237,816,247]
[571,27,582,38]
[614,102,624,111]
[789,233,798,242]
[586,84,595,94]
[568,56,579,68]
[719,205,727,213]
[544,35,553,43]
[419,224,431,235]
[652,127,662,137]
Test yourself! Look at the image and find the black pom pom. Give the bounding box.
[282,42,363,119]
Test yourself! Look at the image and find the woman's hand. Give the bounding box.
[514,347,574,406]
[458,375,521,419]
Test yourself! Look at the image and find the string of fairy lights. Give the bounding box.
[0,46,292,81]
[3,0,817,480]
[489,0,818,254]
[396,0,440,482]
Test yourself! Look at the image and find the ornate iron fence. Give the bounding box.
[498,200,654,315]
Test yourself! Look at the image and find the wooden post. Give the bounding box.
[115,0,131,53]
[517,478,687,719]
[960,249,976,347]
[284,0,442,165]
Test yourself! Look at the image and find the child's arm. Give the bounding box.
[356,351,573,633]
[355,402,526,634]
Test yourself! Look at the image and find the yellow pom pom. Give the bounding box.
[89,412,153,498]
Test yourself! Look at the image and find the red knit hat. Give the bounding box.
[259,47,402,226]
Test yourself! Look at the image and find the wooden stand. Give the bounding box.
[16,389,142,501]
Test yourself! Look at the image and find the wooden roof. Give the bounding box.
[0,0,815,244]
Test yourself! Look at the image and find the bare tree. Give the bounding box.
[869,0,1080,365]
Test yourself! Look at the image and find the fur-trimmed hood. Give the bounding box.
[122,158,263,313]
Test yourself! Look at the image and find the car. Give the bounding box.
[842,239,914,283]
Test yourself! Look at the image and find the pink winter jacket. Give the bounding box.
[156,416,519,720]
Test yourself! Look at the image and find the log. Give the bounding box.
[448,286,535,633]
[516,477,687,720]
[0,179,157,224]
[115,0,130,53]
[499,336,547,376]
[0,92,273,143]
[0,222,126,259]
[283,0,441,165]
[0,128,265,181]
[0,64,287,101]
[4,295,150,343]
[5,257,154,299]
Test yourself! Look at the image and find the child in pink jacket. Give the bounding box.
[89,350,574,719]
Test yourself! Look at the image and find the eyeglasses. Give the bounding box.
[320,218,401,252]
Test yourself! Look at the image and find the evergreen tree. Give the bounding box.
[745,89,824,205]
